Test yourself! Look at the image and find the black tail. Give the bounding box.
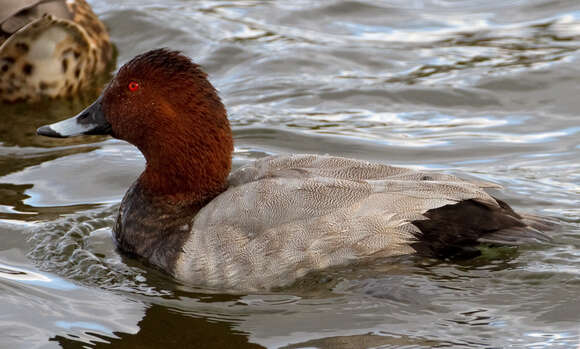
[411,199,552,259]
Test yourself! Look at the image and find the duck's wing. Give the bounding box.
[177,155,549,290]
[235,155,551,247]
[0,0,42,26]
[1,0,71,34]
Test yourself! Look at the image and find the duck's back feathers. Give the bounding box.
[1,0,72,34]
[0,0,39,25]
[174,154,549,290]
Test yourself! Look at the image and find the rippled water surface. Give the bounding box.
[1,0,579,347]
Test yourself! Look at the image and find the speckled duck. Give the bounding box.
[0,0,113,103]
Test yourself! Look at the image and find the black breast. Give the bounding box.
[113,181,197,274]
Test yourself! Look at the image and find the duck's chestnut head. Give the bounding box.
[38,48,229,153]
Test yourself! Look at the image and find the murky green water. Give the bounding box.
[1,0,579,347]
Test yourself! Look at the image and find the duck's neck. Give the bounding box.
[140,147,230,204]
[138,120,233,205]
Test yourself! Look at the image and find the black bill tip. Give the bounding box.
[37,125,66,138]
[36,96,111,139]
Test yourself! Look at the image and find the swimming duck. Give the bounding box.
[0,0,113,103]
[37,49,551,291]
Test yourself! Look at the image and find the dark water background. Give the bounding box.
[1,0,579,347]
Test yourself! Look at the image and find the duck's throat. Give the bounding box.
[139,145,231,203]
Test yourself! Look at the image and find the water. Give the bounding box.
[1,0,579,347]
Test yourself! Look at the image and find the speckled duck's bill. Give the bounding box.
[37,96,112,138]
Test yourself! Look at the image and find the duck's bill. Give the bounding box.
[37,96,112,138]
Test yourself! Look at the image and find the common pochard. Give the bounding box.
[37,49,550,291]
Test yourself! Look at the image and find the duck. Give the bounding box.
[37,49,551,291]
[0,0,114,103]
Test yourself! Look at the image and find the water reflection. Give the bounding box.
[50,304,262,349]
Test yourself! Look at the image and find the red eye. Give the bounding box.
[128,81,139,92]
